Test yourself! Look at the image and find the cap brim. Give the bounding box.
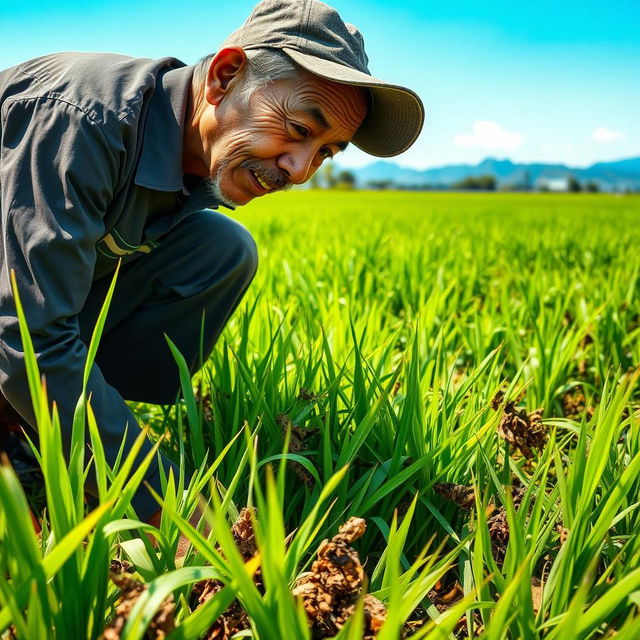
[282,47,425,157]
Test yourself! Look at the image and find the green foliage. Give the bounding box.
[1,192,639,638]
[568,175,582,192]
[452,174,496,190]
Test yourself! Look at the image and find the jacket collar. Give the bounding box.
[134,59,194,193]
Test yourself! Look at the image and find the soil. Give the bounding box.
[561,387,594,421]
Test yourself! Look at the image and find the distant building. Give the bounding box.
[536,177,569,192]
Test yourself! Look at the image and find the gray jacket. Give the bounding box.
[0,52,218,507]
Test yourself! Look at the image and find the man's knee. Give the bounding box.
[194,211,258,288]
[222,217,259,288]
[158,211,258,298]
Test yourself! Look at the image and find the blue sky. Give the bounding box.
[2,0,638,169]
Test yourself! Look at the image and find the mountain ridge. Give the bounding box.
[338,156,640,190]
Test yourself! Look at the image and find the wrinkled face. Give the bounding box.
[199,73,368,206]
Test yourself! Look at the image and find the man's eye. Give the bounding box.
[320,148,334,160]
[290,122,309,138]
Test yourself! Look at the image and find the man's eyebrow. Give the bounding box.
[298,107,350,152]
[302,106,331,129]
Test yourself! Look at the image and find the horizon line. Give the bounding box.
[335,153,640,172]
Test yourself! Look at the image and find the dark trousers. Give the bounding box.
[3,209,257,519]
[79,210,257,404]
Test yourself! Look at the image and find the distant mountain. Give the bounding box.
[341,156,640,191]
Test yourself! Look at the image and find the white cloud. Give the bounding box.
[592,127,625,143]
[452,121,523,150]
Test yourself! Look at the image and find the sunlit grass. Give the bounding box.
[1,191,639,638]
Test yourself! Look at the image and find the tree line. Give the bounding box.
[309,166,607,192]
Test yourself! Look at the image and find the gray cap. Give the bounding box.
[221,0,425,157]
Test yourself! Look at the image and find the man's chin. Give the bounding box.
[203,176,244,208]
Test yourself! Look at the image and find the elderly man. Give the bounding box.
[0,0,423,521]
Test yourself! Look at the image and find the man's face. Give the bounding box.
[198,72,368,207]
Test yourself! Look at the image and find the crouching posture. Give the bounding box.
[0,0,423,520]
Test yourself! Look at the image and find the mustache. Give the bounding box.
[240,159,292,192]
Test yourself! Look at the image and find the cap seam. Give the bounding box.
[298,0,313,48]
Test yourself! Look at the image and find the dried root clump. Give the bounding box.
[191,508,258,640]
[102,572,175,640]
[191,578,251,640]
[555,523,569,545]
[192,573,251,640]
[433,483,476,511]
[485,485,527,563]
[497,402,547,458]
[231,505,258,559]
[191,512,386,639]
[293,517,386,638]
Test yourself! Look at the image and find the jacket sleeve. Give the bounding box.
[0,96,164,519]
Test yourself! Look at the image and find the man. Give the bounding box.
[0,0,424,522]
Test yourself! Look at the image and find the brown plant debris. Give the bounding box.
[434,479,534,565]
[231,506,258,559]
[556,524,569,545]
[561,387,594,421]
[102,572,175,640]
[490,390,504,410]
[299,387,320,402]
[427,578,464,613]
[190,508,259,639]
[109,558,133,575]
[191,513,386,639]
[433,483,476,511]
[497,402,547,458]
[193,387,214,423]
[293,517,387,638]
[577,358,588,378]
[579,332,594,349]
[191,575,250,640]
[276,412,316,487]
[485,485,527,563]
[486,505,509,562]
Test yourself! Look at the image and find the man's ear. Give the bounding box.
[205,47,247,106]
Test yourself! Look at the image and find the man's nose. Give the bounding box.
[277,146,318,185]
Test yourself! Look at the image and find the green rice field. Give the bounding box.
[1,191,639,639]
